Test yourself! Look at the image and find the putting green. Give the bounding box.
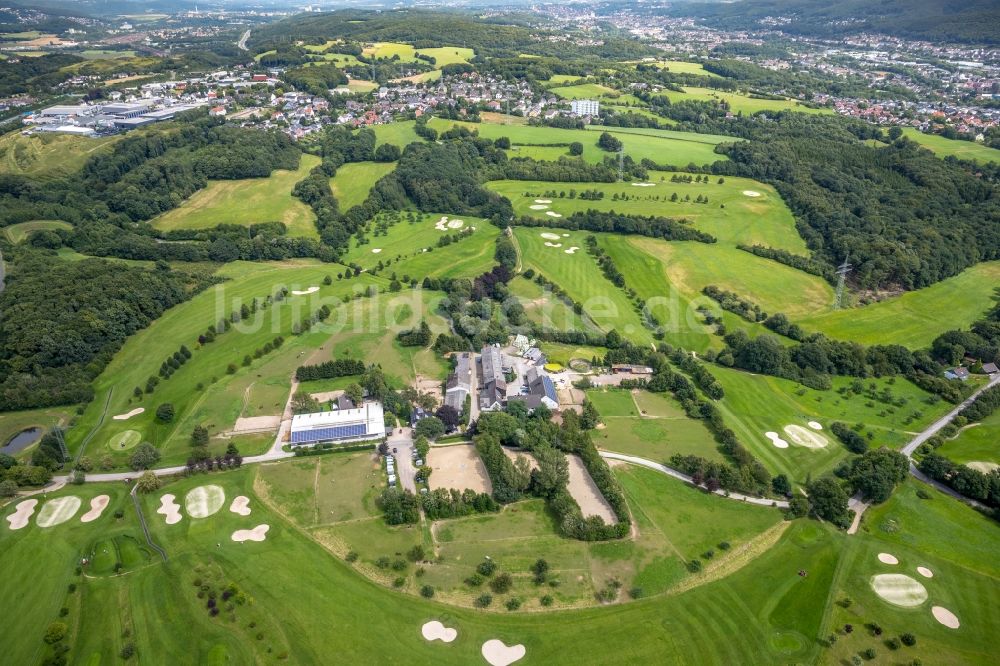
[107,430,141,452]
[185,485,225,519]
[870,573,928,607]
[36,496,82,527]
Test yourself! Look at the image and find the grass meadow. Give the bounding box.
[0,131,120,180]
[656,87,831,115]
[937,410,1000,467]
[329,160,396,210]
[902,128,1000,163]
[151,154,320,239]
[2,219,72,243]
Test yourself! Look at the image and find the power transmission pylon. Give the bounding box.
[617,147,624,182]
[834,254,852,309]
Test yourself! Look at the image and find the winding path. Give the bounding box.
[600,451,789,508]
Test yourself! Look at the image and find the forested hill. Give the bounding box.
[252,9,657,60]
[661,0,1000,45]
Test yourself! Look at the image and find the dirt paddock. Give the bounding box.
[566,455,617,524]
[428,445,492,494]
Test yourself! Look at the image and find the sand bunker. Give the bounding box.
[561,233,569,237]
[185,485,225,519]
[545,211,563,218]
[544,242,563,248]
[916,566,934,578]
[230,496,251,517]
[534,199,552,204]
[80,495,110,523]
[877,552,899,565]
[370,248,382,254]
[631,182,655,187]
[870,574,927,607]
[564,246,579,254]
[807,421,823,430]
[765,431,789,449]
[783,425,828,449]
[931,606,960,629]
[743,190,762,197]
[967,461,999,473]
[37,496,82,528]
[231,524,270,543]
[447,219,464,229]
[421,621,457,643]
[529,204,550,210]
[112,408,144,421]
[540,232,561,240]
[291,286,320,296]
[434,216,463,231]
[482,640,526,666]
[157,494,182,525]
[5,499,37,530]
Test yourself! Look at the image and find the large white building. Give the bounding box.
[570,99,600,116]
[289,402,385,446]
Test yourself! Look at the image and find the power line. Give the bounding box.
[834,254,852,309]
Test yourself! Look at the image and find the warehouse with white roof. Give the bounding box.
[289,402,385,447]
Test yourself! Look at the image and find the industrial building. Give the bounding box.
[289,402,385,446]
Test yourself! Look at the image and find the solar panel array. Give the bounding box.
[291,422,368,444]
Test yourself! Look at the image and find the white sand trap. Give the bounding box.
[561,233,569,237]
[231,524,269,543]
[765,431,789,449]
[742,190,762,197]
[807,421,823,430]
[564,246,579,254]
[421,621,457,643]
[370,248,382,254]
[529,204,549,210]
[534,199,552,204]
[291,286,320,296]
[447,219,465,229]
[37,496,82,528]
[434,216,453,231]
[631,182,655,187]
[157,494,182,525]
[80,495,110,523]
[482,640,526,666]
[877,552,899,565]
[185,485,225,519]
[783,425,828,449]
[230,496,251,517]
[540,232,561,240]
[544,242,563,248]
[112,408,144,421]
[870,574,927,607]
[6,499,37,530]
[967,461,999,473]
[545,211,563,218]
[917,566,934,578]
[932,606,960,629]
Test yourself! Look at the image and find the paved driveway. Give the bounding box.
[387,428,417,492]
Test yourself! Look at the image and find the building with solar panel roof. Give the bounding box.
[289,402,385,447]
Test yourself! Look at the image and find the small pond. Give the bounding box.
[1,427,42,455]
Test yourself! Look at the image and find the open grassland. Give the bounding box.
[902,128,1000,163]
[825,480,1000,664]
[549,82,622,99]
[514,228,653,345]
[417,46,474,67]
[0,463,864,665]
[490,171,803,249]
[371,120,421,148]
[2,220,72,243]
[426,117,728,167]
[545,74,583,85]
[712,366,941,485]
[937,410,1000,467]
[657,86,831,115]
[364,41,418,61]
[63,260,385,467]
[509,276,600,334]
[588,388,724,462]
[329,160,396,210]
[0,131,120,180]
[651,60,721,77]
[151,154,320,239]
[799,262,1000,349]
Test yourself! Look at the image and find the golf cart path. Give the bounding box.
[600,451,789,508]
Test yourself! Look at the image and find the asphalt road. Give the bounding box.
[237,30,251,51]
[900,372,1000,457]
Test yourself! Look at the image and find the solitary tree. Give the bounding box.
[155,403,175,423]
[136,470,161,493]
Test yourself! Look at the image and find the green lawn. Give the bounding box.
[656,87,830,115]
[151,154,320,239]
[365,41,418,61]
[329,161,396,210]
[798,262,1000,349]
[416,46,474,67]
[508,276,600,334]
[902,128,1000,163]
[652,60,721,77]
[937,409,1000,468]
[549,82,622,99]
[2,219,71,243]
[371,120,422,149]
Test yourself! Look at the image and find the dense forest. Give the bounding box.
[0,249,214,411]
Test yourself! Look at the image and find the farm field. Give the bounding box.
[657,86,831,115]
[711,365,942,485]
[798,261,1000,349]
[151,154,320,239]
[549,82,622,99]
[1,220,71,243]
[417,46,474,67]
[371,120,421,148]
[63,260,385,468]
[0,131,120,180]
[329,160,396,210]
[652,60,722,77]
[937,410,1000,468]
[902,128,1000,163]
